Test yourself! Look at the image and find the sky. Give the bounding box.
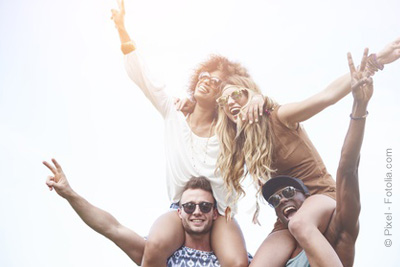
[0,0,399,266]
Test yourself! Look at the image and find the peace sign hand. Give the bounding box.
[43,158,73,198]
[347,48,373,104]
[111,0,125,29]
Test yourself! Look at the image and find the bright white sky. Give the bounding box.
[1,0,399,266]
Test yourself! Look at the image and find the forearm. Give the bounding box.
[335,99,368,230]
[65,190,120,238]
[321,73,352,105]
[117,24,132,44]
[279,73,351,125]
[339,100,368,170]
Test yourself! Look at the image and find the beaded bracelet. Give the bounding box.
[368,54,384,70]
[350,111,369,120]
[121,41,136,55]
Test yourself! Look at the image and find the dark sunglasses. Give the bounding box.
[198,72,222,89]
[181,202,214,214]
[267,186,301,208]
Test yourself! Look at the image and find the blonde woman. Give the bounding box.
[215,40,400,266]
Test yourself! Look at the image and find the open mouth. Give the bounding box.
[198,85,209,94]
[283,206,297,219]
[230,107,241,116]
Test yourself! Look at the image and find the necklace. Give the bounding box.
[188,114,216,173]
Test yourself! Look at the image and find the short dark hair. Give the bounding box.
[187,55,250,100]
[181,176,216,205]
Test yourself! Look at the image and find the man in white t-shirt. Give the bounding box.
[43,160,251,266]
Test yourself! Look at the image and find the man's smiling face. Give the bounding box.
[272,186,307,227]
[178,188,217,235]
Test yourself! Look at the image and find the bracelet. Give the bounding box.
[350,111,369,120]
[368,53,384,70]
[121,41,136,55]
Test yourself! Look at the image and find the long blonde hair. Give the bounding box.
[215,75,277,217]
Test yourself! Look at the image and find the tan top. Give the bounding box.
[269,107,336,231]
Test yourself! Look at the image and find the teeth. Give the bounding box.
[199,85,208,93]
[283,206,296,216]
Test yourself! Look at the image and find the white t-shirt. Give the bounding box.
[124,51,237,216]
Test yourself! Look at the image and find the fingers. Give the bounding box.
[352,77,370,90]
[347,52,357,75]
[46,175,55,191]
[249,106,256,123]
[258,101,264,116]
[121,0,125,13]
[392,36,400,45]
[253,105,259,123]
[43,160,57,175]
[359,48,369,73]
[110,9,117,20]
[52,158,63,172]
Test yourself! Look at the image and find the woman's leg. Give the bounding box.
[288,194,341,267]
[250,229,296,267]
[141,210,184,267]
[211,215,248,267]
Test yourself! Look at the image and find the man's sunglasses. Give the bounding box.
[181,202,214,214]
[198,72,222,89]
[267,186,301,208]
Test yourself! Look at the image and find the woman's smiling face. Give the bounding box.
[218,85,249,123]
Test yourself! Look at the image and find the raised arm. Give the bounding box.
[334,50,373,239]
[43,159,145,265]
[278,37,400,128]
[111,0,171,117]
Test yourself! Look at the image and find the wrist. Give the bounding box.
[63,188,78,200]
[351,101,368,117]
[116,23,126,32]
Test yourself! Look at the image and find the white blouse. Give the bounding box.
[124,51,237,216]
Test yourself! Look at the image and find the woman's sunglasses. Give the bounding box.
[267,186,301,208]
[216,88,246,107]
[181,202,214,214]
[198,72,222,89]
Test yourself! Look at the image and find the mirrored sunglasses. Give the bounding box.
[216,88,246,107]
[267,186,300,208]
[181,202,214,214]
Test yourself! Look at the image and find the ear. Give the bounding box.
[178,208,183,219]
[212,208,218,221]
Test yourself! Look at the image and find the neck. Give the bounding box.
[188,103,216,137]
[184,232,212,252]
[191,103,216,125]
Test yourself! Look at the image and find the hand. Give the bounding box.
[111,0,125,29]
[43,158,73,198]
[241,94,264,124]
[348,48,373,103]
[174,97,196,114]
[376,37,400,65]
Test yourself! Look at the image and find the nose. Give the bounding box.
[192,205,202,215]
[203,78,211,86]
[278,196,289,207]
[227,95,236,105]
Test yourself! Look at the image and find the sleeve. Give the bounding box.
[124,51,172,118]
